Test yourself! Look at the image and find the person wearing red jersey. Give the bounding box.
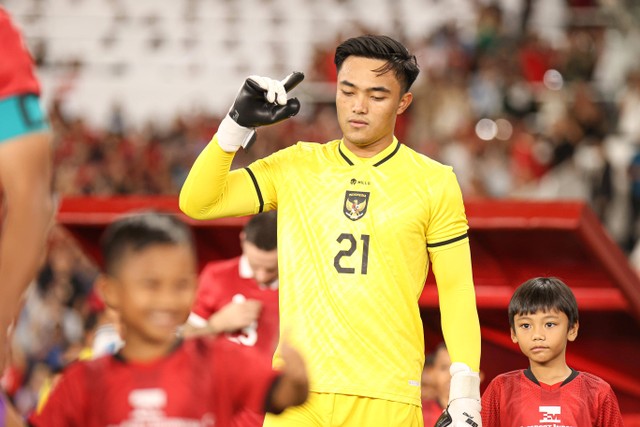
[481,277,624,427]
[0,7,54,371]
[30,213,308,426]
[185,211,279,357]
[184,211,279,427]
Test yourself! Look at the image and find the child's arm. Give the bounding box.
[597,385,625,427]
[265,343,309,413]
[480,378,501,427]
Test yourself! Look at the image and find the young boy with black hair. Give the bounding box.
[481,277,624,426]
[30,212,308,426]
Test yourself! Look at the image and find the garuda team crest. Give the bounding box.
[343,191,370,221]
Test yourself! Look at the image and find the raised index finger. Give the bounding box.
[282,72,305,93]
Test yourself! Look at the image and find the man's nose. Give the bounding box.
[352,95,367,114]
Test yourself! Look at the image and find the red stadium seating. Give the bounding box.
[57,196,640,423]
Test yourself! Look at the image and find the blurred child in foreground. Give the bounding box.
[30,212,308,426]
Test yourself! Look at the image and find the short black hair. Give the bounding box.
[334,34,420,93]
[508,277,579,330]
[243,211,277,251]
[101,212,194,275]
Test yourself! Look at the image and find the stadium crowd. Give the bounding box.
[3,0,640,421]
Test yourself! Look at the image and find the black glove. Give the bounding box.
[434,403,480,427]
[230,72,304,128]
[217,72,304,152]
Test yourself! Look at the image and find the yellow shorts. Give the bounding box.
[263,392,424,427]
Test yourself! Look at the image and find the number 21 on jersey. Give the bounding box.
[333,233,370,275]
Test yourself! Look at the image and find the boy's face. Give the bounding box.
[335,56,412,153]
[511,309,578,367]
[103,243,197,353]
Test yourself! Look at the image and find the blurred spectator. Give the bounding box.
[421,343,450,426]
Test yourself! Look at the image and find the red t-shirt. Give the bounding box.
[0,7,41,98]
[31,337,280,427]
[192,257,279,356]
[481,369,624,427]
[422,398,445,427]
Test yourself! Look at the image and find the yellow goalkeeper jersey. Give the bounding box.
[180,137,480,406]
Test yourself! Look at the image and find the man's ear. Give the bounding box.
[96,274,119,310]
[397,92,413,115]
[568,321,579,342]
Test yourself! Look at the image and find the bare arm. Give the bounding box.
[183,299,262,337]
[266,343,309,413]
[0,131,54,342]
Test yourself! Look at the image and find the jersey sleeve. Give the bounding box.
[191,264,223,321]
[480,378,502,426]
[427,169,480,372]
[179,137,261,219]
[29,363,87,426]
[425,168,469,249]
[596,383,625,427]
[243,143,303,213]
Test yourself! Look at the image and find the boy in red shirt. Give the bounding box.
[31,212,308,426]
[481,277,624,426]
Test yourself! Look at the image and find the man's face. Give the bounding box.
[242,241,278,286]
[335,56,412,154]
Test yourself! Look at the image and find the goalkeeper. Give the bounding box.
[180,34,481,427]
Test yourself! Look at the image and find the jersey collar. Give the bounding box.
[338,137,401,167]
[524,367,579,387]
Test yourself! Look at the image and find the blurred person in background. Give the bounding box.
[184,210,279,427]
[184,211,279,356]
[421,343,451,426]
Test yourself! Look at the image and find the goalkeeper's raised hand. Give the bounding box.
[217,72,304,152]
[434,362,482,427]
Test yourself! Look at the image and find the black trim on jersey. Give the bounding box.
[427,233,468,248]
[338,144,354,165]
[562,368,579,385]
[524,367,579,386]
[245,167,264,213]
[373,141,401,167]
